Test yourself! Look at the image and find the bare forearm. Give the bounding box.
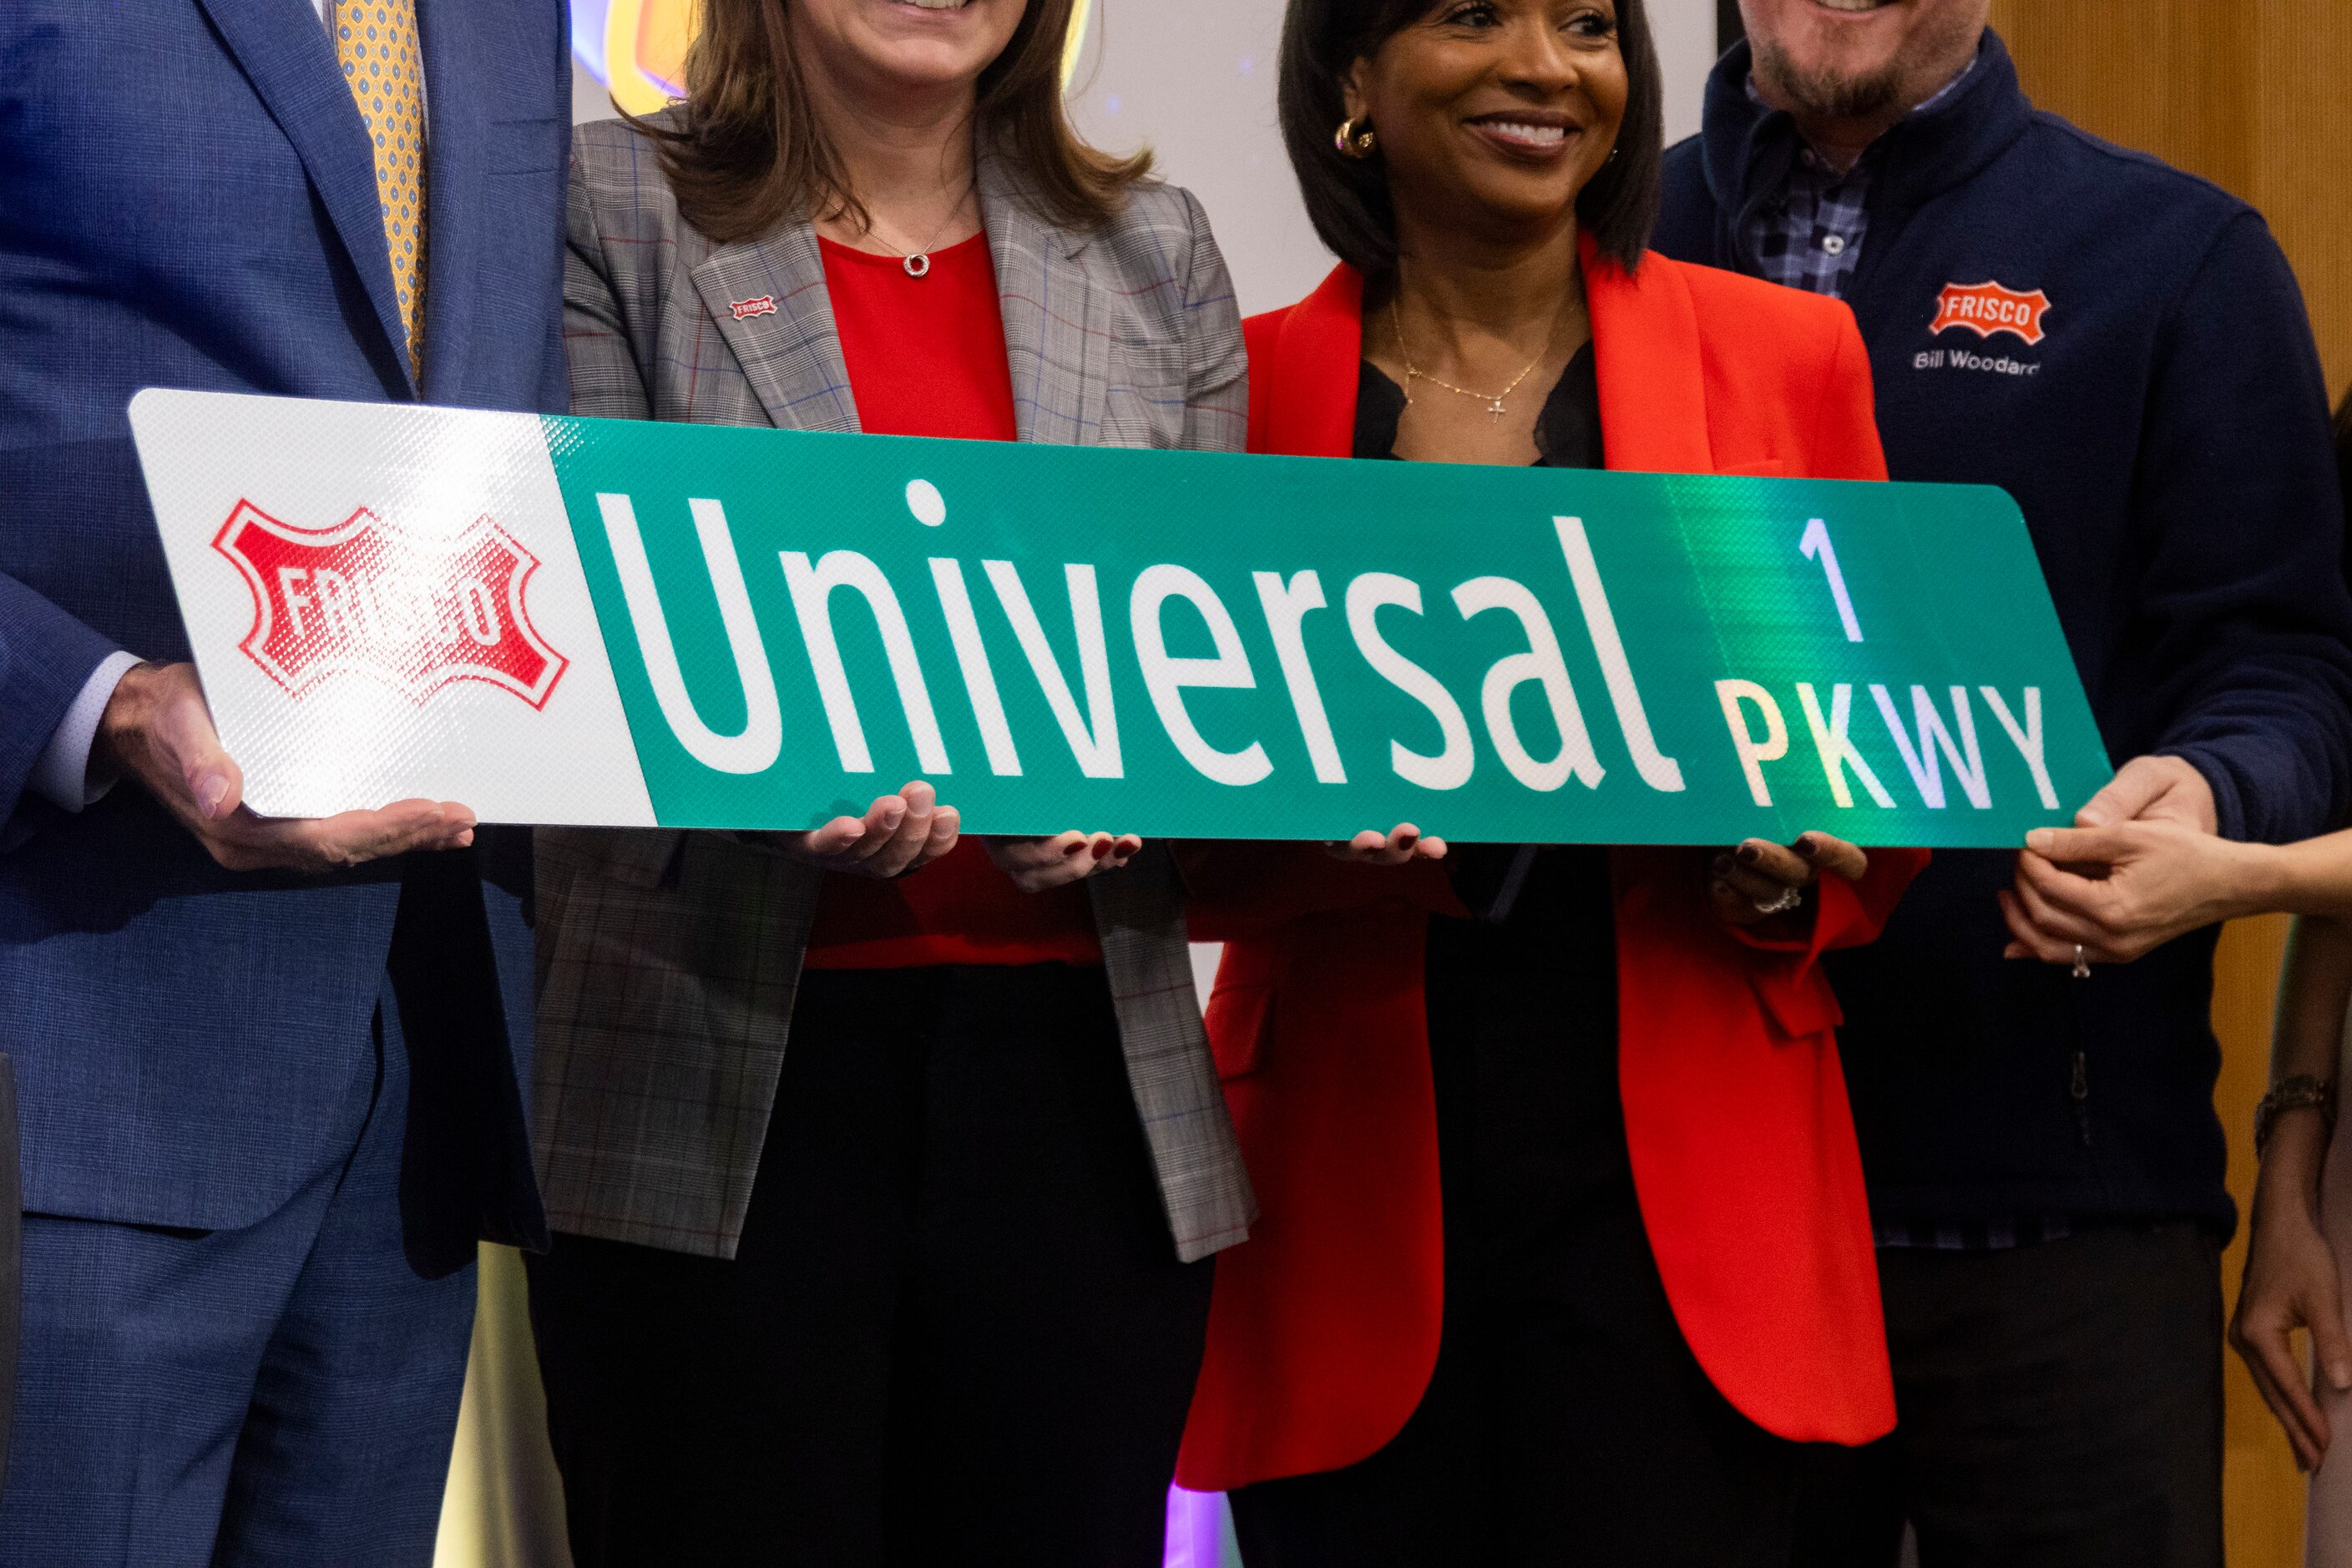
[2272,915,2352,1080]
[2229,830,2352,918]
[2253,914,2352,1210]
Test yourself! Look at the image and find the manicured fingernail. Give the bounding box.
[1064,838,1088,857]
[1795,836,1818,859]
[1396,831,1418,847]
[1736,844,1760,866]
[2026,829,2054,852]
[197,774,230,817]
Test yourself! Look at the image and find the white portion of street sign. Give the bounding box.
[129,390,656,827]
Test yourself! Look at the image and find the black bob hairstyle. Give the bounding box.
[1277,0,1663,276]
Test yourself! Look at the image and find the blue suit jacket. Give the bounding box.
[0,0,566,1244]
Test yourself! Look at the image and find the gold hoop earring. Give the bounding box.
[1334,118,1378,159]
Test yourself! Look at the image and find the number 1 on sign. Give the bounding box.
[1800,518,1864,643]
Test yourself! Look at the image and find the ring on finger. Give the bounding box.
[2071,943,2092,980]
[1750,884,1803,918]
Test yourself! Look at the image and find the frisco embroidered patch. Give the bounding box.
[211,501,568,709]
[729,296,778,321]
[1930,281,2051,346]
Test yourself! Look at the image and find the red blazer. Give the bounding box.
[1176,241,1928,1493]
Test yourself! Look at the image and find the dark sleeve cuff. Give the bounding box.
[2158,743,2252,843]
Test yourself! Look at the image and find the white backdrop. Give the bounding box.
[572,0,1723,314]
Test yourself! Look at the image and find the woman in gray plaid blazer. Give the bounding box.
[524,1,1254,1561]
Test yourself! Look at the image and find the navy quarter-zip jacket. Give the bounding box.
[1657,32,2352,1234]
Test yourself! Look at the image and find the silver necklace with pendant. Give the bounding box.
[880,179,978,279]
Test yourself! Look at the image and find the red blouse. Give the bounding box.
[802,234,1100,971]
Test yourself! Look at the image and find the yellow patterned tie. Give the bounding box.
[334,0,429,379]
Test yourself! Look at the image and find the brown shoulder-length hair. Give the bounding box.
[640,0,1151,245]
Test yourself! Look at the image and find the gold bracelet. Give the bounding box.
[2255,1075,2339,1156]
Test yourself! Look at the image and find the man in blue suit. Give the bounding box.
[0,2,567,1560]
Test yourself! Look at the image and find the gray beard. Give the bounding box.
[1752,35,1907,121]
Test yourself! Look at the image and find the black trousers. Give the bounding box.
[1791,1222,2223,1568]
[525,964,1214,1568]
[1232,852,1798,1567]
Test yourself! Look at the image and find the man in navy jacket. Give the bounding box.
[1657,6,2352,1565]
[0,3,564,1560]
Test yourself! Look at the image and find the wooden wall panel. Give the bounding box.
[2212,917,2304,1568]
[1988,8,2352,1565]
[2247,3,2352,397]
[1990,1,2352,392]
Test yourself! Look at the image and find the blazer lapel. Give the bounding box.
[1583,235,1715,474]
[414,0,488,402]
[982,154,1107,447]
[1266,250,1716,474]
[1261,266,1366,460]
[196,0,412,389]
[689,223,862,433]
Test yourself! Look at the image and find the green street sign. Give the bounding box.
[136,392,2109,846]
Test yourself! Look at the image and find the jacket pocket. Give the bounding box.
[1203,941,1279,1080]
[1746,952,1844,1040]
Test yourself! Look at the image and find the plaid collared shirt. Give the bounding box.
[1743,58,1978,301]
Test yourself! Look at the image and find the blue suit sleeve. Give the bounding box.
[2135,212,2352,843]
[0,571,121,832]
[537,0,574,418]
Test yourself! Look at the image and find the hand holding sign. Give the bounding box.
[758,781,959,879]
[984,831,1141,891]
[94,660,474,872]
[1711,831,1870,929]
[1998,756,2222,966]
[1331,822,1449,867]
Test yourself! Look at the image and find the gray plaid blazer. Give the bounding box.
[534,114,1256,1264]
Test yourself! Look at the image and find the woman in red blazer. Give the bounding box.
[1176,1,1926,1563]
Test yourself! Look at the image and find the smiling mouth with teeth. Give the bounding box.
[1465,114,1577,154]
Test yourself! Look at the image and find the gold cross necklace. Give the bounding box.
[1389,288,1562,422]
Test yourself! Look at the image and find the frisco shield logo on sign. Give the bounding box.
[1930,281,2051,346]
[212,501,567,708]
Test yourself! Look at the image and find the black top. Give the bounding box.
[1353,341,1603,469]
[1355,345,1628,1300]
